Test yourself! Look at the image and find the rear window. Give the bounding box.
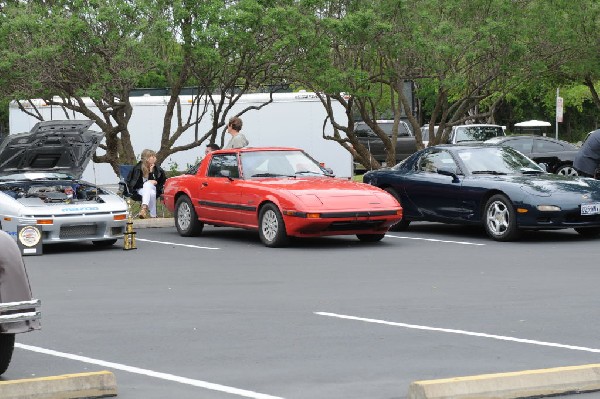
[455,126,504,143]
[355,121,412,138]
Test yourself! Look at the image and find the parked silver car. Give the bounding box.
[0,229,41,374]
[0,120,127,251]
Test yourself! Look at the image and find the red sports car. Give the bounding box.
[162,147,402,247]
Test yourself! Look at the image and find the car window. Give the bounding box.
[457,147,543,174]
[355,121,411,138]
[207,154,239,178]
[503,138,533,153]
[417,149,458,173]
[454,126,504,142]
[533,138,566,153]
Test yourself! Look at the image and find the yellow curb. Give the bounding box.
[408,364,600,399]
[0,370,117,399]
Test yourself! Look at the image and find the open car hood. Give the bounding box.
[0,120,103,179]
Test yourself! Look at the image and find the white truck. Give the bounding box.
[9,92,353,185]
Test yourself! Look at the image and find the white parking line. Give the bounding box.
[385,234,485,246]
[16,343,283,399]
[137,238,220,250]
[315,312,600,353]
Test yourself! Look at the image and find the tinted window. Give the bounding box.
[208,154,239,178]
[417,149,458,173]
[502,137,533,153]
[533,138,567,153]
[355,121,411,137]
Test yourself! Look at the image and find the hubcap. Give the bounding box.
[178,202,191,230]
[486,201,509,235]
[557,166,578,176]
[261,210,278,242]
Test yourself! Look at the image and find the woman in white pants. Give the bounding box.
[126,149,166,218]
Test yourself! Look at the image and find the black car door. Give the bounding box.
[404,149,466,220]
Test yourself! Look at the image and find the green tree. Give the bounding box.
[0,0,159,173]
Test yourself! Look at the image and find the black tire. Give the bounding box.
[356,233,385,242]
[383,187,411,231]
[175,196,203,237]
[92,239,118,246]
[483,194,521,241]
[555,163,578,176]
[575,227,600,237]
[0,334,15,375]
[258,203,289,247]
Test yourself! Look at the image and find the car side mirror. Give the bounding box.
[437,167,460,183]
[322,167,334,176]
[537,162,548,172]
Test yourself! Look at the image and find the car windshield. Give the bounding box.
[457,147,544,175]
[455,126,504,143]
[241,150,326,178]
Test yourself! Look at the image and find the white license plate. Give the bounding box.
[581,203,600,215]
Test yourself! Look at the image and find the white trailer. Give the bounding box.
[9,92,352,185]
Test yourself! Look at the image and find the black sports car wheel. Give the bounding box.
[356,233,385,242]
[175,196,203,237]
[483,194,520,241]
[575,227,600,237]
[258,203,288,247]
[383,188,411,231]
[0,334,15,375]
[556,164,578,176]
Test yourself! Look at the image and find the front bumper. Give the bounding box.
[0,299,41,333]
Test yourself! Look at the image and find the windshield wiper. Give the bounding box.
[520,168,544,175]
[471,170,507,175]
[251,173,291,177]
[295,170,322,175]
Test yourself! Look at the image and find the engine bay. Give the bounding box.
[0,180,109,203]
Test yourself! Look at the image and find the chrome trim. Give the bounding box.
[0,299,41,323]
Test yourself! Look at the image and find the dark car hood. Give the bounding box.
[0,120,103,179]
[482,173,600,198]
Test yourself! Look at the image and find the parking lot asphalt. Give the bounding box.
[4,222,600,399]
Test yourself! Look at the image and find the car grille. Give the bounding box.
[60,224,98,239]
[111,226,124,235]
[326,221,385,231]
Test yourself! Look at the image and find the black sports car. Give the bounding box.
[485,135,579,176]
[363,144,600,241]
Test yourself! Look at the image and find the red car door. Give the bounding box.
[196,153,243,224]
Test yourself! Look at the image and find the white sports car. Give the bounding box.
[0,120,127,251]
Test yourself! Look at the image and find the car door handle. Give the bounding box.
[202,182,208,187]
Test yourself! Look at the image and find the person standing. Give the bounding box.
[223,116,249,149]
[127,149,166,218]
[574,129,600,178]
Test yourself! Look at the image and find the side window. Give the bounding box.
[208,154,239,178]
[533,139,564,153]
[505,138,533,153]
[417,150,458,173]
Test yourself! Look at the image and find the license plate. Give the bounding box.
[581,203,600,215]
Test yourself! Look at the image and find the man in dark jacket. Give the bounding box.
[574,129,600,178]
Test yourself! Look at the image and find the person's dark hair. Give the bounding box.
[207,143,220,151]
[228,116,243,132]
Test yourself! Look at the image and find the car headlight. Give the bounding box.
[537,205,561,212]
